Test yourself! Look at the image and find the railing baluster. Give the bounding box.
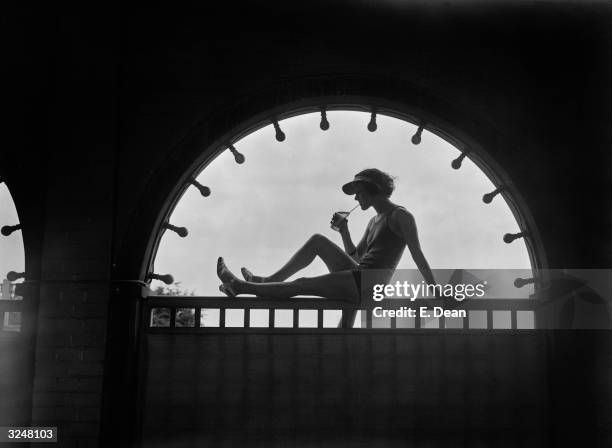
[270,308,275,328]
[341,310,349,329]
[194,308,201,328]
[293,309,299,328]
[510,310,517,330]
[244,308,250,328]
[365,309,372,329]
[170,307,176,328]
[219,308,226,328]
[486,310,492,330]
[317,309,323,328]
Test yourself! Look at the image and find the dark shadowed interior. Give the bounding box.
[2,2,612,447]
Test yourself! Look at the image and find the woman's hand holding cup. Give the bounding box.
[330,211,350,232]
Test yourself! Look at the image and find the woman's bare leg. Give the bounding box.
[243,233,358,283]
[242,272,359,301]
[219,257,360,302]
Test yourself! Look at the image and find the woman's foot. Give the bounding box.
[241,267,266,283]
[218,284,236,298]
[217,257,242,296]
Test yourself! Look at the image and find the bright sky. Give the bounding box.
[152,111,533,297]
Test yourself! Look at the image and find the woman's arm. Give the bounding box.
[338,219,370,262]
[389,209,435,285]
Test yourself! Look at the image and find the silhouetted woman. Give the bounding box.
[217,168,435,303]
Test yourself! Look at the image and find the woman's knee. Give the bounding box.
[308,233,331,247]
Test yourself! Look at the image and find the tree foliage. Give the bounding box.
[152,281,195,296]
[150,282,198,327]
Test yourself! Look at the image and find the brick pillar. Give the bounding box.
[28,11,119,446]
[30,166,116,447]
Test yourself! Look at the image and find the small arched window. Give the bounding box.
[0,181,25,331]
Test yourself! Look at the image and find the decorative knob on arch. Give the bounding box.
[188,179,211,197]
[514,277,535,288]
[163,223,188,238]
[7,271,25,282]
[483,187,505,204]
[503,231,528,244]
[228,144,245,164]
[367,110,377,132]
[272,119,286,142]
[411,122,424,145]
[147,272,174,285]
[451,150,469,170]
[1,224,21,236]
[319,108,330,131]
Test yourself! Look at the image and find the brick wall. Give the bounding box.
[32,284,108,445]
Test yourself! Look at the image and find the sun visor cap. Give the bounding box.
[342,175,382,195]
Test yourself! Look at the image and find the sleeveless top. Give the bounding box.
[357,205,406,271]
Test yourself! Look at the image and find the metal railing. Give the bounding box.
[0,278,23,332]
[144,296,538,332]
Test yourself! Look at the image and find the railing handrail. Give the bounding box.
[145,296,538,311]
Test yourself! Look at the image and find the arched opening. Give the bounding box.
[0,179,29,427]
[133,99,551,447]
[142,102,545,330]
[0,181,25,331]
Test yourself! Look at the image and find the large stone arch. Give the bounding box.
[113,74,549,283]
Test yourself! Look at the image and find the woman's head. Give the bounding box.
[342,168,396,198]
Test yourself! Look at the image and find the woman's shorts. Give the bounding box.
[351,268,394,305]
[350,269,362,293]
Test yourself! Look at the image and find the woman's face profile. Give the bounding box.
[354,184,373,210]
